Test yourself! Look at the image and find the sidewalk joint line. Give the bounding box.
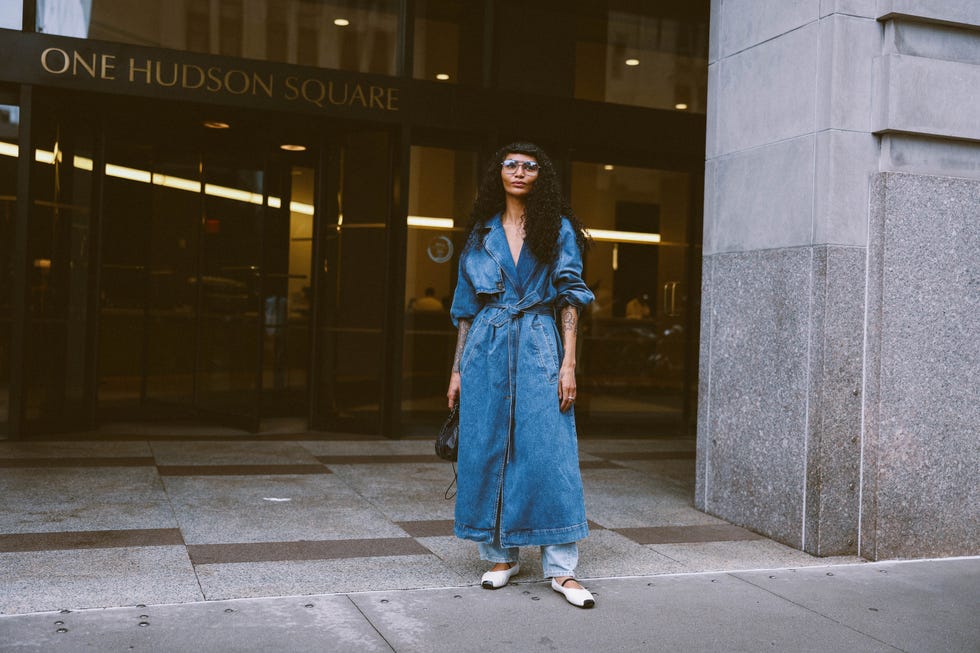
[150,440,208,602]
[346,594,397,652]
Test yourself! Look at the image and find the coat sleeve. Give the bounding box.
[450,252,480,327]
[553,219,595,310]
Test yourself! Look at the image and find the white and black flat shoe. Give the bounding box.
[481,562,520,589]
[551,577,595,608]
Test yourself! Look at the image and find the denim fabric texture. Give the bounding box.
[478,540,579,577]
[450,214,594,548]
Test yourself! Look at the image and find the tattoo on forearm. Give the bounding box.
[560,306,578,335]
[452,320,471,372]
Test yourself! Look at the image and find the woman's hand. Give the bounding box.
[447,371,461,409]
[558,363,576,412]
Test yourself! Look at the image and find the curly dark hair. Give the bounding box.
[464,142,588,264]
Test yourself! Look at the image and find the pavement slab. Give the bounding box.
[0,546,202,615]
[161,474,406,544]
[0,595,392,653]
[732,558,980,653]
[648,538,864,572]
[0,559,975,652]
[325,463,458,522]
[194,554,467,600]
[348,572,900,653]
[0,467,175,534]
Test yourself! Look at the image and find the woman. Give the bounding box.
[447,142,595,609]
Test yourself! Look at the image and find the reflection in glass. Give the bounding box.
[574,7,709,112]
[187,150,264,427]
[98,139,153,414]
[572,162,695,430]
[261,165,314,417]
[401,145,476,430]
[0,2,22,30]
[495,3,708,112]
[413,0,483,85]
[143,147,201,411]
[39,0,400,75]
[96,123,315,428]
[316,131,391,432]
[24,106,95,425]
[0,105,18,428]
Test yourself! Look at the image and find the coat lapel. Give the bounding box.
[483,215,521,292]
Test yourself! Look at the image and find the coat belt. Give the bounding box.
[484,301,552,327]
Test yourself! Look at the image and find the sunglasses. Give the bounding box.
[501,159,540,174]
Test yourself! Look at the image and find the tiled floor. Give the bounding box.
[0,436,863,615]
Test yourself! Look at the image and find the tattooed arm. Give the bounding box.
[447,319,471,408]
[558,305,578,413]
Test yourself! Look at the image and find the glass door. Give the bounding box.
[571,161,700,435]
[400,144,477,434]
[312,130,392,433]
[0,102,17,432]
[192,147,266,430]
[259,159,316,420]
[97,109,317,431]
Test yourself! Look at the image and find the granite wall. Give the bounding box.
[699,0,979,558]
[861,173,980,559]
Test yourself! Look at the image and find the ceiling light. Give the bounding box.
[435,73,450,81]
[675,103,688,110]
[625,58,640,66]
[289,201,315,215]
[408,216,454,229]
[334,18,349,26]
[203,121,230,129]
[586,228,661,245]
[280,144,307,152]
[603,164,614,171]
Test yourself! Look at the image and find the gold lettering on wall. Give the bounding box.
[252,73,274,98]
[38,47,400,112]
[182,64,205,89]
[100,54,116,80]
[40,48,70,74]
[72,51,97,77]
[369,85,385,110]
[129,58,152,84]
[155,61,179,87]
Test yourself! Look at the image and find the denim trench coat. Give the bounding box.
[450,214,595,547]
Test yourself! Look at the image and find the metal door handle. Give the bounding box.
[663,282,680,317]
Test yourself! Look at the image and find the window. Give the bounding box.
[39,0,401,76]
[0,2,22,30]
[401,145,477,430]
[571,160,697,429]
[574,6,709,112]
[0,102,18,428]
[494,2,709,112]
[413,0,484,85]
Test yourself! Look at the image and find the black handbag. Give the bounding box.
[435,404,459,462]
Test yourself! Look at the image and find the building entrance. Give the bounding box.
[97,112,318,431]
[12,92,402,434]
[9,88,702,438]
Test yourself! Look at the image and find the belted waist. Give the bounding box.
[484,301,553,327]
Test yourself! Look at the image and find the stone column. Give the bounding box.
[697,0,980,559]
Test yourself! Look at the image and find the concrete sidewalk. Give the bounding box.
[2,557,977,652]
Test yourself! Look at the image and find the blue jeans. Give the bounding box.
[478,538,579,578]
